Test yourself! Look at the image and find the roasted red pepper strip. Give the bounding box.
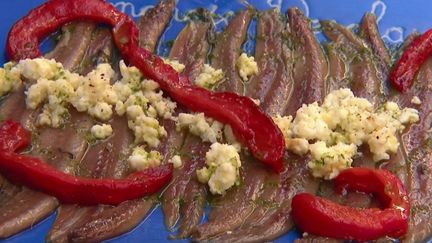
[7,0,139,60]
[6,0,285,172]
[390,29,432,92]
[291,168,410,241]
[0,120,173,205]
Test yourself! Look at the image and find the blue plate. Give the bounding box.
[0,1,431,242]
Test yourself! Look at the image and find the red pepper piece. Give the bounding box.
[291,168,410,241]
[0,119,31,152]
[6,0,139,60]
[0,120,173,205]
[334,167,410,211]
[390,29,432,92]
[6,0,285,172]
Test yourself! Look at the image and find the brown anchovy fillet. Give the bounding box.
[191,10,260,241]
[163,135,208,235]
[381,36,415,186]
[166,9,252,239]
[0,108,94,240]
[324,43,348,92]
[0,22,96,239]
[211,8,254,94]
[287,8,327,112]
[360,13,391,79]
[161,17,211,233]
[321,20,383,171]
[294,236,341,243]
[69,198,155,243]
[211,155,316,243]
[139,0,176,52]
[206,8,327,242]
[45,22,96,72]
[295,25,378,243]
[45,28,116,243]
[176,168,207,238]
[197,9,292,239]
[169,17,212,82]
[321,20,383,106]
[397,57,432,243]
[77,28,115,75]
[63,1,178,241]
[66,118,179,243]
[0,175,18,205]
[47,205,101,243]
[246,8,292,114]
[297,18,388,243]
[193,161,269,241]
[296,28,423,243]
[52,115,133,243]
[47,115,132,242]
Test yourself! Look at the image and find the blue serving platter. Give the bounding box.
[0,1,431,242]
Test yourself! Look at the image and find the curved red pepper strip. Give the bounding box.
[0,120,173,206]
[390,29,432,92]
[291,168,410,241]
[6,0,285,172]
[7,0,138,60]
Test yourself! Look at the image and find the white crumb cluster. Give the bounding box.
[194,64,224,89]
[273,88,419,179]
[236,53,258,81]
[70,64,117,121]
[411,96,421,105]
[163,58,185,73]
[176,113,224,143]
[169,155,182,168]
[91,124,113,140]
[128,146,162,171]
[0,62,23,96]
[196,143,241,195]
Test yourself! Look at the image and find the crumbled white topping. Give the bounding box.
[196,143,241,195]
[70,63,117,121]
[128,146,162,171]
[308,141,357,180]
[194,64,224,89]
[163,58,185,73]
[273,114,294,140]
[236,53,258,81]
[292,102,332,142]
[141,79,177,119]
[128,115,167,148]
[91,124,113,140]
[169,155,182,168]
[0,62,22,96]
[411,96,421,105]
[177,113,223,143]
[27,78,75,127]
[286,138,309,156]
[17,58,62,81]
[273,88,420,179]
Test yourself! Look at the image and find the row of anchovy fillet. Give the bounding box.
[0,0,431,242]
